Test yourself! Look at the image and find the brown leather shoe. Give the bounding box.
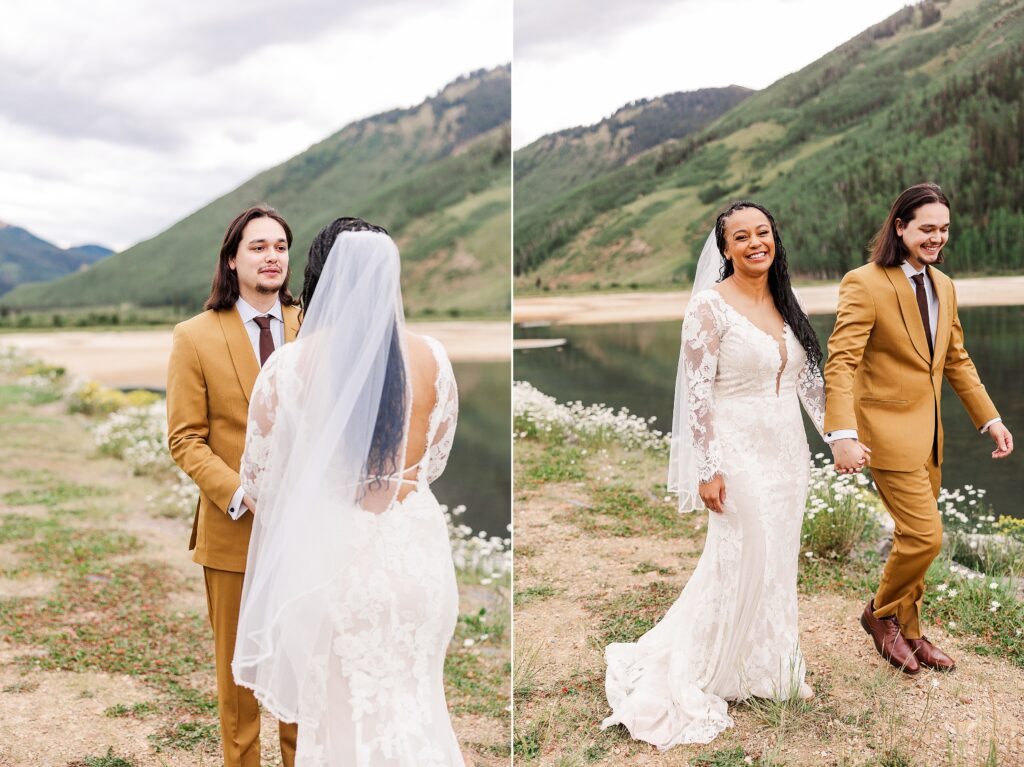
[906,636,956,671]
[860,600,921,675]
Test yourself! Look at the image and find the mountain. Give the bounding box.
[0,223,112,296]
[4,66,511,318]
[515,86,752,213]
[514,0,1024,292]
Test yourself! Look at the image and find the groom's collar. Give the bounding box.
[235,296,283,323]
[899,260,927,279]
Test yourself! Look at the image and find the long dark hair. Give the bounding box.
[302,217,404,490]
[204,204,297,311]
[715,201,822,367]
[869,182,949,267]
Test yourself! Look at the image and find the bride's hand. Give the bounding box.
[699,475,727,514]
[831,439,869,474]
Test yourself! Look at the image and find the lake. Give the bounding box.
[432,361,510,540]
[515,305,1024,519]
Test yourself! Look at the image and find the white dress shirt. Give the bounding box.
[825,262,999,444]
[228,296,284,520]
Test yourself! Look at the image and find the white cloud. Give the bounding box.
[514,0,912,148]
[0,0,511,249]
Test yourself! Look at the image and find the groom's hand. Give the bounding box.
[988,422,1014,459]
[242,494,257,514]
[832,439,869,474]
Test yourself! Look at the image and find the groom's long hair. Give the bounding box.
[715,201,823,368]
[303,217,407,492]
[205,204,298,311]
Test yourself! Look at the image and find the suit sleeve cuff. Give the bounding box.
[980,417,1001,434]
[227,486,248,520]
[824,429,858,443]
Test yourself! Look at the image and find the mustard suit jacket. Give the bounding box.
[167,305,300,572]
[824,263,998,472]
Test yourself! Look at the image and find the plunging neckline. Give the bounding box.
[707,289,790,396]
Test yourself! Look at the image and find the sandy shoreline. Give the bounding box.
[1,320,510,390]
[513,275,1024,327]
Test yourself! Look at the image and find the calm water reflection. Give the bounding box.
[433,361,510,539]
[515,306,1024,518]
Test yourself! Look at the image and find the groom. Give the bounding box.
[167,205,301,766]
[823,183,1013,675]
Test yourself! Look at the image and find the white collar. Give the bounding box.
[236,296,283,323]
[899,261,927,279]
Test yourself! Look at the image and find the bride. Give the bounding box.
[602,202,855,748]
[230,218,465,766]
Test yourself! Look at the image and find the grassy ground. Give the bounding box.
[512,431,1024,767]
[0,357,509,766]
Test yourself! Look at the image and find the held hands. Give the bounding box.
[698,475,727,514]
[831,439,872,475]
[242,494,257,515]
[988,422,1014,459]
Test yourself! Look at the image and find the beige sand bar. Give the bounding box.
[513,275,1024,328]
[2,320,510,390]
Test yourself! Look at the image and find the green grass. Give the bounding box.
[567,483,685,538]
[514,583,561,606]
[148,721,220,753]
[2,480,109,508]
[631,560,676,576]
[68,748,137,767]
[691,748,773,767]
[104,702,157,718]
[517,443,589,484]
[591,580,679,645]
[443,606,510,718]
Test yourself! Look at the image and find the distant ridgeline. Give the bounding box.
[3,65,512,319]
[0,222,112,296]
[514,0,1024,292]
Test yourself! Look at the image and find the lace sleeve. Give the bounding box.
[425,344,459,485]
[682,296,723,484]
[240,355,280,501]
[797,361,826,438]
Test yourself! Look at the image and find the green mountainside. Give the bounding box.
[4,66,511,318]
[514,0,1024,292]
[514,86,752,214]
[0,223,112,296]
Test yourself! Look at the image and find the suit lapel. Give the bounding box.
[930,267,951,370]
[883,266,931,364]
[218,308,260,403]
[283,304,300,343]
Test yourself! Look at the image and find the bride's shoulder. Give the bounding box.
[404,331,449,366]
[686,287,725,313]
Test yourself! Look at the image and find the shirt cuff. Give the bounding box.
[824,429,858,444]
[227,486,248,520]
[979,417,1001,434]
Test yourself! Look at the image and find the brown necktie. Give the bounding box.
[911,273,933,357]
[252,315,275,366]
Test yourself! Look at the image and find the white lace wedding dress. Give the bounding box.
[238,334,464,767]
[602,289,825,748]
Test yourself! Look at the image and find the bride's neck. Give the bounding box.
[726,271,772,304]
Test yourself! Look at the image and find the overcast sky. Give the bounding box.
[0,0,511,250]
[514,0,912,148]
